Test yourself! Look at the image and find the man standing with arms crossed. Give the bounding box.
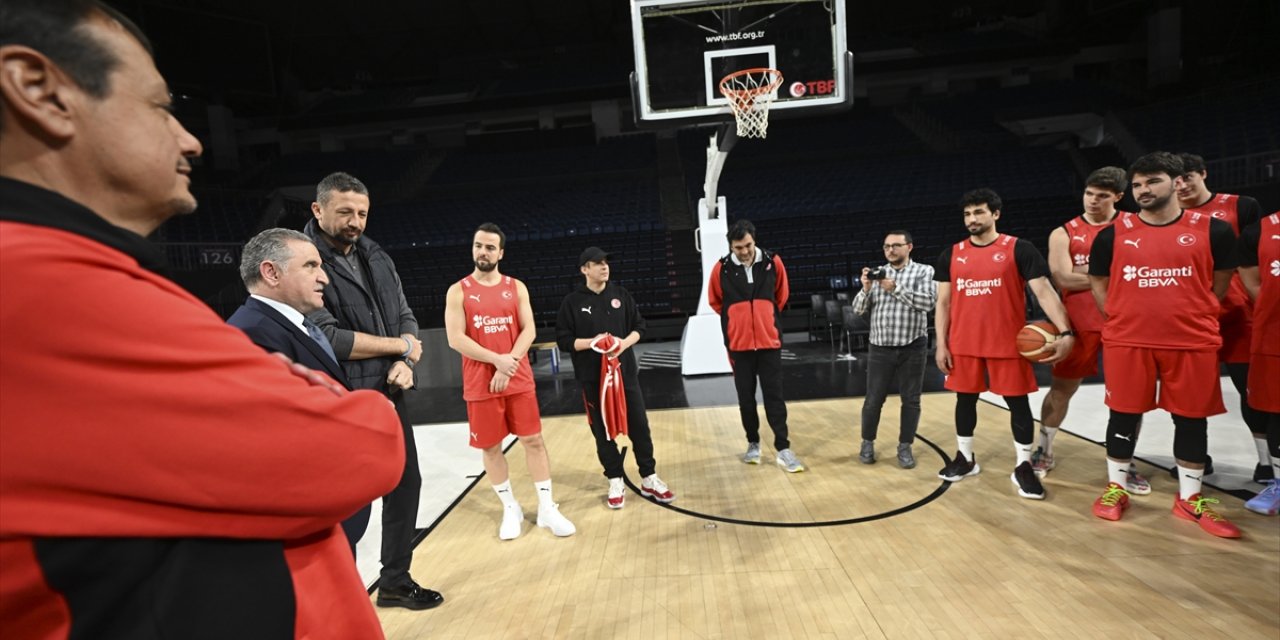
[305,172,443,610]
[1239,213,1280,515]
[1033,167,1151,494]
[1088,152,1241,538]
[854,230,936,469]
[709,220,806,472]
[557,247,676,508]
[445,223,575,540]
[1177,153,1269,483]
[934,189,1075,500]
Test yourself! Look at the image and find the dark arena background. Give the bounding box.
[109,1,1280,637]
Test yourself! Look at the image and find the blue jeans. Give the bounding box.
[860,336,927,444]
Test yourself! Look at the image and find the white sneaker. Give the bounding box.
[607,477,625,509]
[498,504,523,541]
[640,474,676,503]
[537,503,576,537]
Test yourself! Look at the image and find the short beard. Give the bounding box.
[1138,192,1172,212]
[474,260,497,272]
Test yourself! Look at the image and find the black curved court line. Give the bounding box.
[620,435,954,528]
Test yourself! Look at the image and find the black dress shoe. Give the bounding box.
[376,581,444,610]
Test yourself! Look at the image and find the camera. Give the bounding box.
[867,267,888,281]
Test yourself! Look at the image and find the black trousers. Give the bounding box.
[730,349,790,451]
[379,392,422,588]
[861,337,927,444]
[582,378,657,479]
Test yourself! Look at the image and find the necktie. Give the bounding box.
[303,319,339,365]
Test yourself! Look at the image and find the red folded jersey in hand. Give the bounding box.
[590,334,628,440]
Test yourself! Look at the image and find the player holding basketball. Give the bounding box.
[1088,152,1242,538]
[934,189,1075,500]
[1033,167,1151,493]
[1238,214,1280,516]
[1177,153,1270,484]
[445,223,575,540]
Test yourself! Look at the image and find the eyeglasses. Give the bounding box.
[882,243,908,250]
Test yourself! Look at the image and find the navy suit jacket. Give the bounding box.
[227,296,351,389]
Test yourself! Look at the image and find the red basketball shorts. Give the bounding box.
[1051,330,1102,379]
[1248,353,1280,413]
[1103,345,1225,418]
[466,390,542,449]
[945,355,1037,396]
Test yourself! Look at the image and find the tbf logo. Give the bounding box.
[1073,253,1088,266]
[473,314,514,334]
[1271,259,1280,277]
[788,79,836,98]
[1122,265,1192,288]
[956,277,1001,296]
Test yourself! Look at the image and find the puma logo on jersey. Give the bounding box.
[1114,433,1132,441]
[581,306,592,314]
[470,431,479,441]
[1071,235,1086,243]
[1123,239,1141,249]
[1271,235,1280,240]
[956,256,968,264]
[468,294,481,302]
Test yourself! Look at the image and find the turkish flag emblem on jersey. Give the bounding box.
[591,334,628,440]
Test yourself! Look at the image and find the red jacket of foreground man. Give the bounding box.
[0,178,405,639]
[708,247,790,352]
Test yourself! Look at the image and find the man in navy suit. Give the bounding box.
[228,228,371,555]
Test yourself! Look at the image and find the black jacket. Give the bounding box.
[303,219,418,392]
[555,282,646,384]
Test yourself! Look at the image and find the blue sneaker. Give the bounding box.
[1245,480,1280,516]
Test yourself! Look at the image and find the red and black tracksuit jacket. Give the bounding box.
[708,249,790,352]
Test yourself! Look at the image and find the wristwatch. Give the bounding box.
[1058,330,1075,337]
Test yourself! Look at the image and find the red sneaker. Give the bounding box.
[1172,494,1241,539]
[1092,483,1130,521]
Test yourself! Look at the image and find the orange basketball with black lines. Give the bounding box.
[1016,321,1059,362]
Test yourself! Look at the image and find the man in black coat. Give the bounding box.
[227,228,372,555]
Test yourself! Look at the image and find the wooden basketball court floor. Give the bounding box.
[372,389,1280,639]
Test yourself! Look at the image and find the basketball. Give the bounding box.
[1016,321,1060,362]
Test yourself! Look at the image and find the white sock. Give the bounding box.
[1254,436,1271,467]
[957,436,974,462]
[1040,426,1059,454]
[493,480,518,509]
[1106,458,1129,487]
[1015,441,1033,465]
[534,479,554,507]
[1177,464,1204,500]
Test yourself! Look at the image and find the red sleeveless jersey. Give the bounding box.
[948,234,1026,358]
[459,274,535,401]
[1102,212,1221,350]
[1061,213,1120,332]
[1255,213,1280,357]
[1185,193,1252,324]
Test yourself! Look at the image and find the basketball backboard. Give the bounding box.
[630,0,851,126]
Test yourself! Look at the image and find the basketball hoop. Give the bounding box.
[718,68,783,139]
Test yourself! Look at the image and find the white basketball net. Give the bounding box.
[719,68,783,139]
